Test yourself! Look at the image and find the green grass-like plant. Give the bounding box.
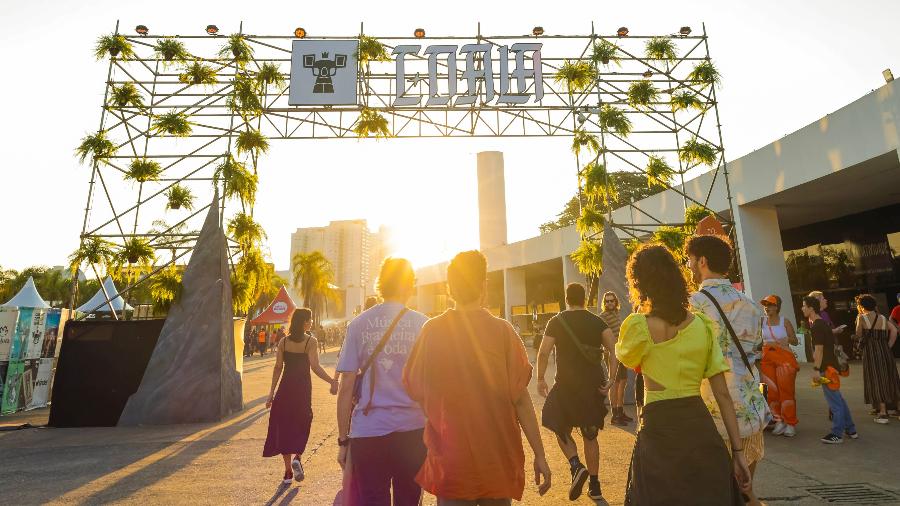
[680,138,719,166]
[354,107,391,138]
[598,105,632,136]
[154,38,190,65]
[125,158,162,183]
[554,59,597,95]
[152,111,192,137]
[165,184,194,211]
[179,61,218,86]
[627,80,659,109]
[94,34,135,60]
[75,130,117,165]
[645,37,677,63]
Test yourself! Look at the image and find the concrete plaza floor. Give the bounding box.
[1,348,899,505]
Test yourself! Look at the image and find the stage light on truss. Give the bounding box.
[642,69,653,78]
[206,25,219,35]
[577,113,587,124]
[679,26,692,36]
[414,28,425,38]
[617,27,629,37]
[135,25,149,36]
[532,26,544,36]
[294,27,307,38]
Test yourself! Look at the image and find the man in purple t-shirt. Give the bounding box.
[336,258,428,505]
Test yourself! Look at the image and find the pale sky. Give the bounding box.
[2,0,898,272]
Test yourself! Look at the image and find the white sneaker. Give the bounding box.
[783,425,796,437]
[292,457,305,482]
[772,421,787,436]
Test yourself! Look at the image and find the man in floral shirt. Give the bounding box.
[686,235,770,506]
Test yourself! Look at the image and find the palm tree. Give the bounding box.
[256,62,285,88]
[108,83,145,110]
[219,34,254,68]
[124,158,162,183]
[591,40,620,67]
[354,107,391,138]
[179,61,218,86]
[571,239,604,306]
[291,251,335,325]
[164,184,194,211]
[688,60,721,88]
[645,37,677,63]
[236,128,269,170]
[571,128,601,157]
[598,105,632,136]
[152,111,192,137]
[214,154,258,207]
[75,130,117,165]
[645,155,676,188]
[576,207,606,235]
[627,80,659,109]
[149,265,183,313]
[154,38,190,65]
[554,59,597,95]
[227,74,263,119]
[679,137,718,166]
[68,237,117,315]
[671,90,704,112]
[94,34,135,60]
[149,219,194,261]
[227,212,266,250]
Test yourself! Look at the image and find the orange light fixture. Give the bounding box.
[294,27,307,38]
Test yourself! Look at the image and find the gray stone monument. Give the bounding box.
[119,192,243,425]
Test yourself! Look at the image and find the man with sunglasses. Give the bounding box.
[599,291,632,426]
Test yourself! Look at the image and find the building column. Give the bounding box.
[562,255,587,288]
[503,267,526,322]
[733,204,795,319]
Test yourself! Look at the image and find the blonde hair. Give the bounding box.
[375,257,415,298]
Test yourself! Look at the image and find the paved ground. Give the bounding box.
[2,348,899,505]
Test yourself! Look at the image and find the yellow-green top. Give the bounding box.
[616,312,729,405]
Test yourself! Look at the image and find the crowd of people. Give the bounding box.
[258,235,900,505]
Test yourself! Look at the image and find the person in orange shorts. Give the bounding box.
[759,295,800,437]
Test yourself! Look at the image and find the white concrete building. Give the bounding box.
[416,79,900,337]
[290,220,388,318]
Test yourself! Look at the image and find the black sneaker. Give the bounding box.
[620,411,634,423]
[820,433,843,444]
[845,430,859,439]
[588,480,603,500]
[610,413,628,427]
[569,463,588,501]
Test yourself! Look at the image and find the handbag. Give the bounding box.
[556,312,609,386]
[352,307,408,416]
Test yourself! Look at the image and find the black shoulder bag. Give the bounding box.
[698,289,755,374]
[352,307,409,416]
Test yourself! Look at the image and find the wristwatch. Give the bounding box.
[338,437,350,447]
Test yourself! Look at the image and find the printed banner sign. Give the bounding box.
[1,360,24,415]
[28,358,54,409]
[41,309,62,358]
[24,309,47,360]
[289,40,359,106]
[0,309,16,361]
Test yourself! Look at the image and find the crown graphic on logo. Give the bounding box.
[321,52,329,58]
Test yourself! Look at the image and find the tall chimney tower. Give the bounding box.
[476,151,508,250]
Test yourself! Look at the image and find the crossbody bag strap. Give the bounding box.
[699,289,754,373]
[360,307,408,415]
[557,312,600,361]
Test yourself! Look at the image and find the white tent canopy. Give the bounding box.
[76,276,133,313]
[2,276,50,309]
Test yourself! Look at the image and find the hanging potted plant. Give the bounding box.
[645,155,676,188]
[154,38,190,65]
[120,237,155,265]
[125,158,162,183]
[165,184,195,211]
[688,60,721,88]
[645,37,677,63]
[576,207,606,235]
[255,62,285,88]
[214,153,258,206]
[554,59,597,96]
[627,80,659,109]
[218,34,254,68]
[679,137,719,166]
[108,82,145,110]
[598,105,632,136]
[94,34,135,60]
[671,90,704,112]
[356,35,391,69]
[581,160,618,205]
[236,128,270,170]
[353,107,391,138]
[179,61,218,86]
[151,111,193,137]
[227,212,267,250]
[591,40,620,67]
[227,74,263,119]
[75,130,117,165]
[571,128,601,157]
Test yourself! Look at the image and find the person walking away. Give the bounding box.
[258,328,268,356]
[599,291,632,426]
[263,308,339,484]
[804,296,858,443]
[617,244,751,505]
[685,235,769,506]
[759,295,800,437]
[335,258,429,506]
[854,294,900,424]
[404,250,552,505]
[244,326,254,357]
[537,283,618,501]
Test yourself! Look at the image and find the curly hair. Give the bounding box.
[626,244,689,325]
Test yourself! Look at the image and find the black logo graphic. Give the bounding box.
[0,325,8,338]
[303,52,347,94]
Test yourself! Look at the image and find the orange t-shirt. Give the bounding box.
[258,332,266,343]
[403,308,533,500]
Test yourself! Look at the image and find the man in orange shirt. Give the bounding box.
[403,250,551,505]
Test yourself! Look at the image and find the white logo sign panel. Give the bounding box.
[289,40,359,106]
[273,301,288,314]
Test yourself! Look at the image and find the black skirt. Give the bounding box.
[625,396,744,506]
[541,382,608,439]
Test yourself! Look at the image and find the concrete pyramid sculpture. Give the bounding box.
[119,192,242,425]
[2,276,50,308]
[596,225,631,320]
[75,277,133,313]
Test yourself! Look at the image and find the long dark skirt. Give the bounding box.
[625,396,743,506]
